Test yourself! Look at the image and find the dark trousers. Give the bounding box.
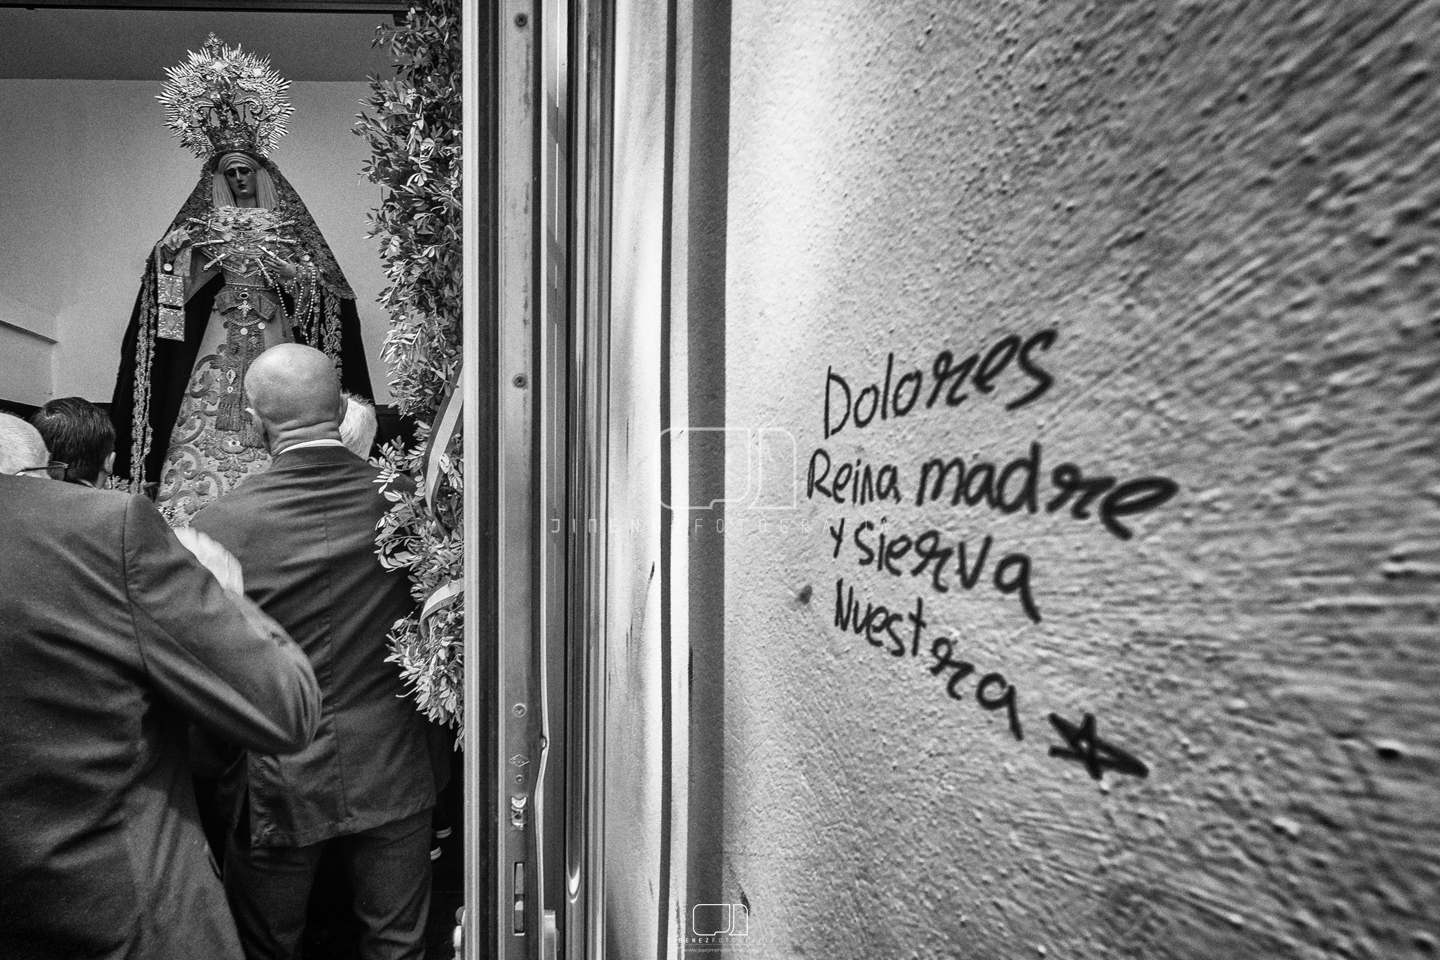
[224,808,433,960]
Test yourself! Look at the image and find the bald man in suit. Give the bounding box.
[193,345,441,960]
[0,413,320,960]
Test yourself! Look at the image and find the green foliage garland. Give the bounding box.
[357,0,465,730]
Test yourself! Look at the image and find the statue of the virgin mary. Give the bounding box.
[111,35,373,522]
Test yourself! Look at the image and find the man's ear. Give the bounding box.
[337,395,349,424]
[246,406,268,443]
[104,452,116,473]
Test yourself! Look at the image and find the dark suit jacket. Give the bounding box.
[193,444,439,847]
[0,476,320,960]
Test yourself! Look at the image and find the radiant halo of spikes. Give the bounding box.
[157,33,294,160]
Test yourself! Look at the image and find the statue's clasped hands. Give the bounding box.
[260,251,301,282]
[160,226,194,256]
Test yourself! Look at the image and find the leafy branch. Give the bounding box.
[357,0,465,730]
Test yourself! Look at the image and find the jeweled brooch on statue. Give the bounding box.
[189,206,299,277]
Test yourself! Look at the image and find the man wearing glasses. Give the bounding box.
[0,412,51,477]
[15,461,68,480]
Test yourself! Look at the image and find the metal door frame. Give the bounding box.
[463,1,541,958]
[464,0,618,956]
[562,0,616,955]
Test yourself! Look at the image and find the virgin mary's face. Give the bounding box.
[225,162,258,205]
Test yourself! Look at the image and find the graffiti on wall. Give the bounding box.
[809,329,1173,780]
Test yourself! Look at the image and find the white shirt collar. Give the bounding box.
[277,438,347,454]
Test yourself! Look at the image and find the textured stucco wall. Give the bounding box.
[0,80,391,404]
[716,1,1440,957]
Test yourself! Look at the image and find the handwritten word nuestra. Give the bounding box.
[829,517,1040,623]
[832,581,1023,740]
[823,330,1057,440]
[826,578,1150,774]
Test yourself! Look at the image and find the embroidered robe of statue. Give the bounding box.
[111,157,373,524]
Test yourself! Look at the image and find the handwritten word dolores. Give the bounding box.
[822,329,1058,441]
